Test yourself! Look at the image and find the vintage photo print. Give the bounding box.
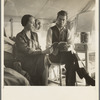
[2,0,99,100]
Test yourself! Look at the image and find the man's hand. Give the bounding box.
[63,44,70,51]
[67,45,76,54]
[57,42,69,51]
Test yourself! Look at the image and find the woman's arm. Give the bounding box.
[16,34,42,55]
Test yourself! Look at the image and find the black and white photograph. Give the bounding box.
[2,0,99,99]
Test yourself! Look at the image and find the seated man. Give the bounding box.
[46,10,95,86]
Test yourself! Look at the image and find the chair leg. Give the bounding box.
[52,65,57,80]
[59,64,62,86]
[48,64,65,86]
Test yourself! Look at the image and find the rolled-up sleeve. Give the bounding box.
[46,28,52,48]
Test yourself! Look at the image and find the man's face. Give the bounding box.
[56,15,67,27]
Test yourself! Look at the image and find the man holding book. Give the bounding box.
[46,10,95,86]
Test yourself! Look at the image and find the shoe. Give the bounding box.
[84,74,95,86]
[80,68,95,86]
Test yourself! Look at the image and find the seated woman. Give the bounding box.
[15,15,49,86]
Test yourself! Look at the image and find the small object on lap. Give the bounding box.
[51,42,71,55]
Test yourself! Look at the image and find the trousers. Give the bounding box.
[49,51,83,86]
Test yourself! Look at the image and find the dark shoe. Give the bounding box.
[80,68,95,86]
[84,74,95,86]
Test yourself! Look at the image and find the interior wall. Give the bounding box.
[76,11,95,51]
[4,16,23,37]
[77,11,94,32]
[4,22,23,37]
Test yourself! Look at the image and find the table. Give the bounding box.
[75,43,95,74]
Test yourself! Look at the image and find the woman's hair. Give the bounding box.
[57,10,68,19]
[21,14,34,27]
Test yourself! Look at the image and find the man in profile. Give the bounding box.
[46,10,95,86]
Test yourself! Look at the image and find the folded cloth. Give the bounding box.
[4,36,15,54]
[4,67,30,86]
[4,37,15,45]
[13,62,31,82]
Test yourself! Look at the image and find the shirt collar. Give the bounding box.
[56,24,66,33]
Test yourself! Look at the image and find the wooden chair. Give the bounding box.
[47,55,65,86]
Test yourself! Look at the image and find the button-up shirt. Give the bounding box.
[46,25,74,49]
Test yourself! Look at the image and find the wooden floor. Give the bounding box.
[48,75,86,86]
[48,77,66,86]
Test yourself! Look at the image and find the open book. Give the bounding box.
[43,42,71,55]
[51,42,70,49]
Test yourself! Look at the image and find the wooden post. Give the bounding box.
[9,18,13,38]
[85,44,89,73]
